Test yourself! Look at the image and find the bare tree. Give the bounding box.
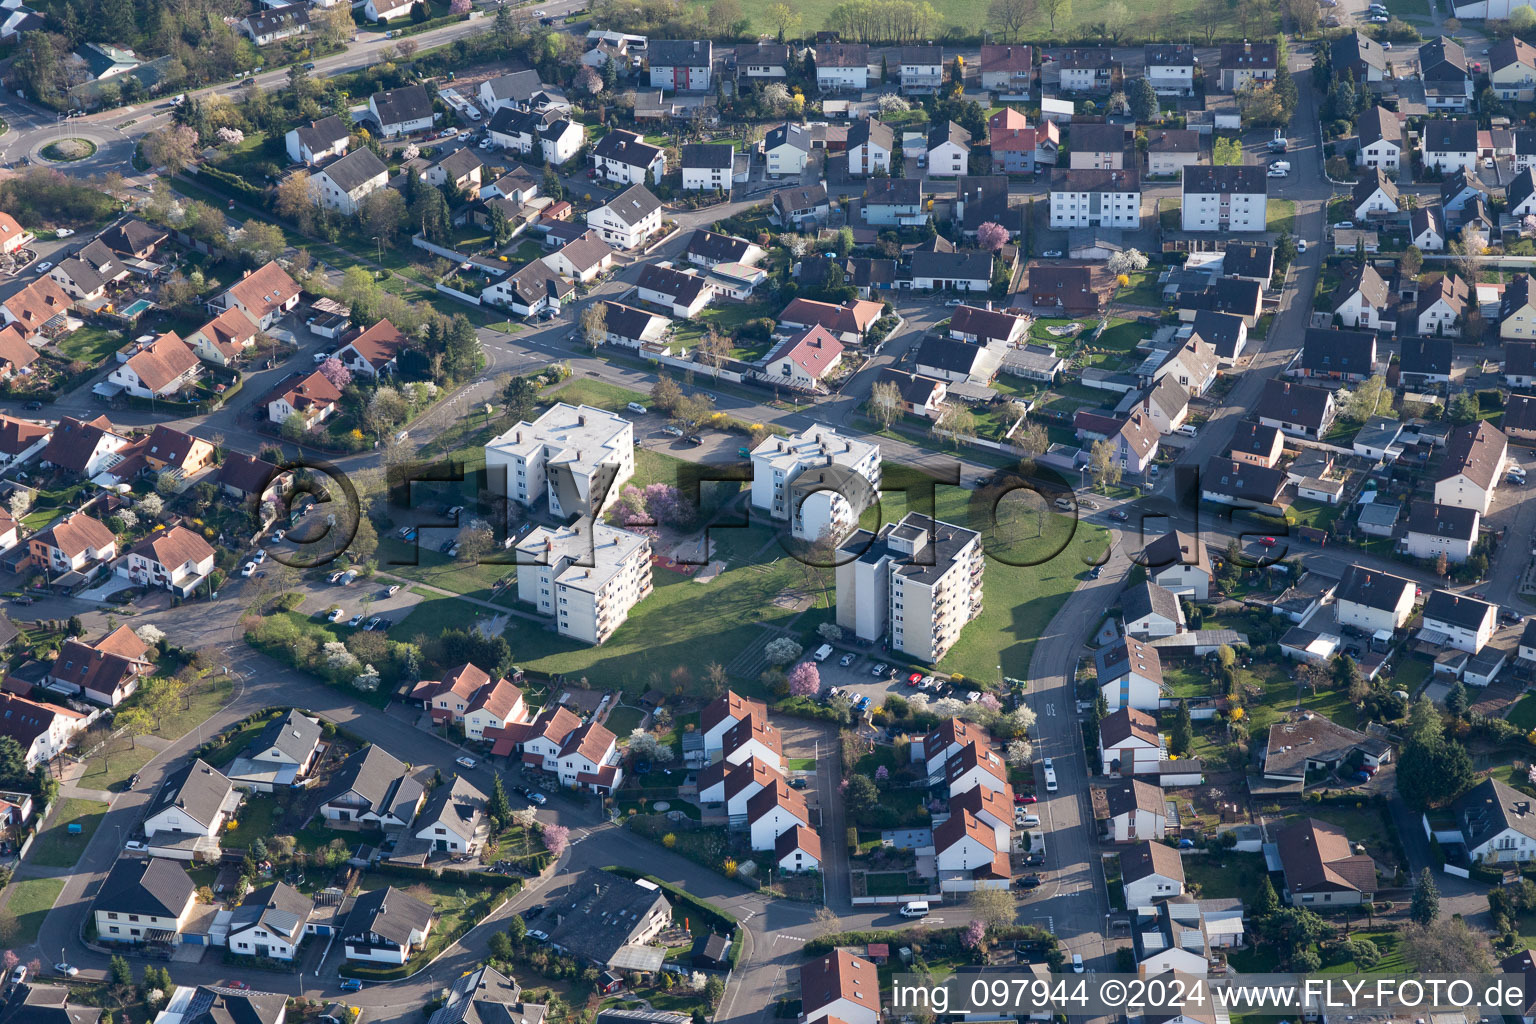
[868,379,904,429]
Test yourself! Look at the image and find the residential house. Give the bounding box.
[1436,419,1507,513]
[847,118,897,177]
[1491,36,1536,100]
[1138,531,1212,600]
[1454,776,1536,863]
[585,184,662,249]
[900,44,944,95]
[1420,36,1473,110]
[334,319,404,379]
[1399,337,1454,385]
[1262,713,1392,783]
[1509,340,1536,384]
[317,744,424,828]
[285,115,350,166]
[979,43,1032,97]
[0,276,73,342]
[342,886,433,964]
[544,868,671,971]
[1420,589,1498,654]
[815,43,871,92]
[701,691,767,755]
[47,625,146,705]
[799,950,880,1024]
[92,858,196,945]
[186,307,258,367]
[1219,39,1278,90]
[1146,43,1197,95]
[1424,119,1479,173]
[478,70,569,115]
[648,40,712,91]
[1256,378,1336,439]
[915,336,1000,383]
[513,523,652,649]
[424,147,484,192]
[0,414,49,470]
[1123,581,1185,639]
[909,249,992,292]
[1296,328,1376,381]
[415,776,487,854]
[141,758,237,857]
[681,143,737,191]
[227,881,314,962]
[1100,707,1164,776]
[1146,129,1201,177]
[1356,106,1402,170]
[591,130,665,186]
[266,370,341,431]
[1332,31,1387,83]
[1181,166,1267,232]
[763,122,813,177]
[0,325,38,381]
[106,332,199,400]
[426,966,549,1024]
[38,415,128,478]
[926,121,971,177]
[545,231,615,283]
[1188,309,1249,364]
[776,825,823,874]
[240,5,308,44]
[684,229,763,269]
[1329,262,1391,330]
[1442,168,1487,216]
[780,298,882,344]
[1334,563,1416,633]
[747,777,810,853]
[1277,818,1376,905]
[635,263,710,318]
[772,185,830,227]
[1229,421,1285,467]
[1504,392,1536,442]
[218,261,300,331]
[0,690,86,768]
[1351,169,1400,220]
[369,86,435,137]
[1070,123,1129,169]
[1103,779,1167,841]
[875,368,947,418]
[1057,48,1116,93]
[989,108,1057,174]
[487,108,584,166]
[1096,636,1165,711]
[735,43,789,81]
[1122,840,1186,909]
[1049,168,1141,229]
[116,525,215,597]
[1412,205,1447,251]
[49,239,127,301]
[1074,407,1159,474]
[765,326,846,393]
[933,809,1008,889]
[1200,456,1286,508]
[1503,276,1536,340]
[1510,168,1536,220]
[225,709,323,791]
[482,260,573,317]
[30,511,117,576]
[949,304,1028,347]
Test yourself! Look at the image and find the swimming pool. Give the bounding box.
[119,298,153,317]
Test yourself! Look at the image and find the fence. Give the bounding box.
[1442,864,1471,879]
[435,283,482,306]
[412,235,473,263]
[851,894,939,905]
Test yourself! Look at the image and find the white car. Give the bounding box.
[1072,954,1084,973]
[33,261,51,273]
[528,929,550,942]
[54,228,73,237]
[253,548,267,564]
[241,562,255,577]
[1296,239,1307,253]
[387,584,401,596]
[944,298,963,306]
[53,963,78,977]
[1383,40,1392,49]
[439,127,458,138]
[270,530,285,543]
[10,966,25,986]
[125,839,148,852]
[328,607,345,622]
[1041,249,1064,258]
[348,614,364,628]
[456,755,478,769]
[1332,220,1354,230]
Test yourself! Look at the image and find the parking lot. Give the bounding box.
[806,643,986,710]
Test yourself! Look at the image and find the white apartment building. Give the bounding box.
[515,520,653,645]
[1048,168,1141,229]
[750,424,881,543]
[835,512,984,663]
[1181,165,1268,232]
[485,403,634,519]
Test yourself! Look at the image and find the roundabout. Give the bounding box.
[39,137,96,162]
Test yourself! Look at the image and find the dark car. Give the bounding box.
[22,401,41,410]
[1017,874,1043,888]
[789,778,808,790]
[523,905,545,919]
[685,434,704,445]
[126,774,140,789]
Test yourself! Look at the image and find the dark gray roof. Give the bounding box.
[773,184,828,214]
[1352,167,1399,210]
[1332,31,1386,74]
[915,335,984,373]
[483,69,542,103]
[418,775,487,836]
[682,142,734,170]
[1300,328,1375,375]
[1442,167,1487,206]
[488,106,542,138]
[1054,167,1140,193]
[1511,340,1536,379]
[99,218,168,256]
[292,115,349,156]
[1257,378,1332,429]
[876,367,944,405]
[1073,122,1127,154]
[1121,839,1185,885]
[909,249,992,282]
[902,44,942,63]
[1223,242,1273,280]
[1357,106,1400,149]
[433,147,484,180]
[601,184,662,226]
[505,260,575,307]
[545,868,672,967]
[1201,456,1286,503]
[1220,39,1277,69]
[1123,581,1182,625]
[1182,165,1267,196]
[1427,119,1478,154]
[178,988,287,1024]
[765,122,813,153]
[1145,43,1195,66]
[0,983,103,1024]
[1506,393,1536,435]
[1332,261,1389,312]
[1419,36,1468,82]
[592,130,661,170]
[600,301,665,341]
[735,43,789,68]
[847,117,894,153]
[428,965,547,1024]
[343,885,434,947]
[1424,589,1495,630]
[1400,337,1453,377]
[1182,277,1262,318]
[684,229,753,264]
[1188,310,1246,359]
[649,39,712,67]
[252,709,321,764]
[320,744,424,820]
[637,263,708,305]
[320,147,388,193]
[94,856,194,918]
[1406,500,1477,541]
[864,176,923,206]
[229,881,313,944]
[927,119,971,152]
[371,85,433,127]
[150,758,232,831]
[1455,776,1536,850]
[1336,563,1414,612]
[243,5,308,34]
[1510,168,1536,214]
[1411,204,1443,239]
[846,257,896,287]
[555,230,614,273]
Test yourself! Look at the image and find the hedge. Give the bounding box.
[605,866,744,969]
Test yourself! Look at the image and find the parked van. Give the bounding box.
[627,402,648,415]
[813,644,835,663]
[1176,424,1198,438]
[1044,767,1058,792]
[1053,497,1074,512]
[899,901,930,918]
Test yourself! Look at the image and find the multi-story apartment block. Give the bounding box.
[516,521,653,645]
[1181,165,1268,232]
[486,403,634,519]
[835,512,984,663]
[1048,168,1141,229]
[750,424,881,543]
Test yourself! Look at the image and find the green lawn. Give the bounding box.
[75,739,155,793]
[1182,852,1271,906]
[605,705,645,739]
[1267,199,1298,235]
[786,757,816,771]
[378,538,517,606]
[545,378,652,413]
[1510,694,1536,731]
[225,794,279,851]
[1319,928,1406,973]
[394,589,506,647]
[1095,318,1143,353]
[1286,499,1345,532]
[56,324,123,365]
[28,797,109,868]
[78,675,238,790]
[0,877,65,946]
[1115,270,1165,309]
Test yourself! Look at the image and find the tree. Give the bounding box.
[1106,249,1150,277]
[1453,225,1487,283]
[1447,392,1481,425]
[109,955,133,989]
[868,379,904,429]
[1401,918,1491,973]
[1212,137,1243,165]
[580,303,607,350]
[967,887,1016,931]
[115,708,154,749]
[235,219,286,267]
[488,775,513,829]
[503,376,538,422]
[1397,734,1474,808]
[976,221,1009,251]
[1128,77,1158,122]
[1446,680,1468,719]
[317,357,352,390]
[766,1,800,39]
[275,172,317,230]
[1170,700,1193,756]
[542,824,570,856]
[933,403,977,447]
[359,188,407,248]
[761,82,790,114]
[987,0,1034,40]
[697,327,730,370]
[1038,0,1071,29]
[1089,439,1123,492]
[1254,875,1279,918]
[1512,3,1536,29]
[141,126,200,174]
[845,774,880,822]
[1400,244,1423,279]
[962,918,986,950]
[764,637,803,665]
[1346,374,1390,422]
[651,374,682,412]
[788,661,820,696]
[1410,867,1441,925]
